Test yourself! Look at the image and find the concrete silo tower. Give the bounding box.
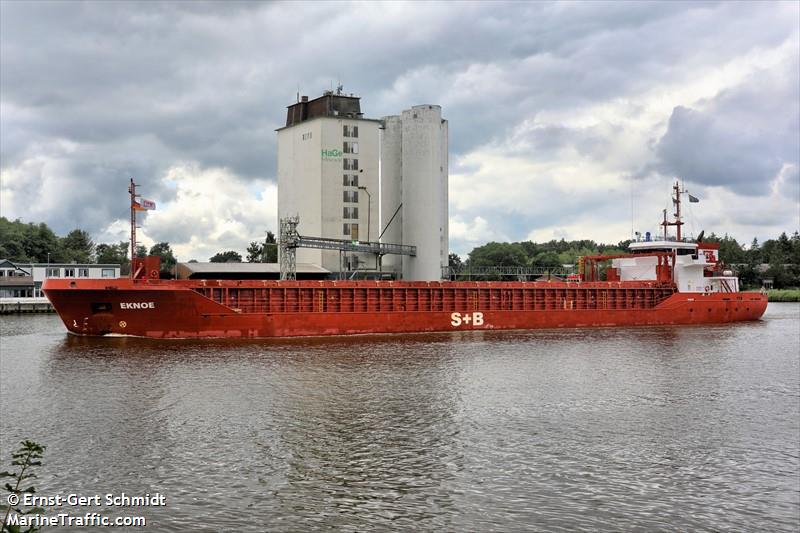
[380,105,449,281]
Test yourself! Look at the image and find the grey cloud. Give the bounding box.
[654,57,799,196]
[503,123,618,161]
[1,0,797,245]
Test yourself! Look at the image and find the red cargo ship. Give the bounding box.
[43,182,767,338]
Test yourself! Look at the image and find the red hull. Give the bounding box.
[43,278,768,338]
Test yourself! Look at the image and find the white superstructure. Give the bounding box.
[613,240,738,293]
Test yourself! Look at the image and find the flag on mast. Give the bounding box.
[688,194,699,203]
[132,198,156,210]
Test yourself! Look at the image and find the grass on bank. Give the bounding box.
[766,289,800,302]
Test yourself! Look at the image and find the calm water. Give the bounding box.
[1,304,799,532]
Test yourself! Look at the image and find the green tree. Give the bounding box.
[468,242,528,267]
[210,251,242,263]
[135,244,148,258]
[263,231,278,263]
[1,440,46,532]
[149,242,177,276]
[448,253,462,270]
[0,218,28,261]
[532,251,561,268]
[790,231,800,265]
[246,241,263,262]
[21,222,61,263]
[95,242,128,265]
[59,229,95,263]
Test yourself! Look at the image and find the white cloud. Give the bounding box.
[136,164,278,261]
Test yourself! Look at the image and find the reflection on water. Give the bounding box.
[1,306,798,532]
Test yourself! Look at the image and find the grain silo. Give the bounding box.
[379,105,448,281]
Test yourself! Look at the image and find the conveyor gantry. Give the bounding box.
[294,236,416,257]
[279,216,416,280]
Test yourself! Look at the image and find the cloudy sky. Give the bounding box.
[1,1,798,261]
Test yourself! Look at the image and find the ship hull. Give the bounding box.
[43,279,768,339]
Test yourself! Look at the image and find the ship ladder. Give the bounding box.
[317,292,325,313]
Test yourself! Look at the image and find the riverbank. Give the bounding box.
[0,297,54,314]
[767,289,800,302]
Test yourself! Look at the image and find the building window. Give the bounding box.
[302,132,312,140]
[343,223,359,240]
[343,190,358,203]
[101,268,115,278]
[46,268,60,277]
[343,207,359,219]
[78,268,89,277]
[0,271,5,277]
[343,158,359,171]
[343,141,359,154]
[343,125,359,138]
[343,174,358,187]
[64,268,75,277]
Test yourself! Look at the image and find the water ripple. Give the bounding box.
[1,304,798,531]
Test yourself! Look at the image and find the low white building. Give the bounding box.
[0,260,121,297]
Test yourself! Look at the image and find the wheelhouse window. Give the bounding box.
[46,268,60,277]
[101,269,115,278]
[78,268,89,277]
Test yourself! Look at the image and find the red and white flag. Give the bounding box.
[132,198,156,211]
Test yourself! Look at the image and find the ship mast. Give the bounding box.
[129,178,138,279]
[660,180,684,241]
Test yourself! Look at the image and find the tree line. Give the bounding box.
[0,217,277,276]
[2,217,798,288]
[452,231,800,288]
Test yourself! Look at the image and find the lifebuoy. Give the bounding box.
[150,269,159,278]
[704,285,711,293]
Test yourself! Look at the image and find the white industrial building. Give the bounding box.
[277,90,448,281]
[0,259,121,297]
[277,91,381,273]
